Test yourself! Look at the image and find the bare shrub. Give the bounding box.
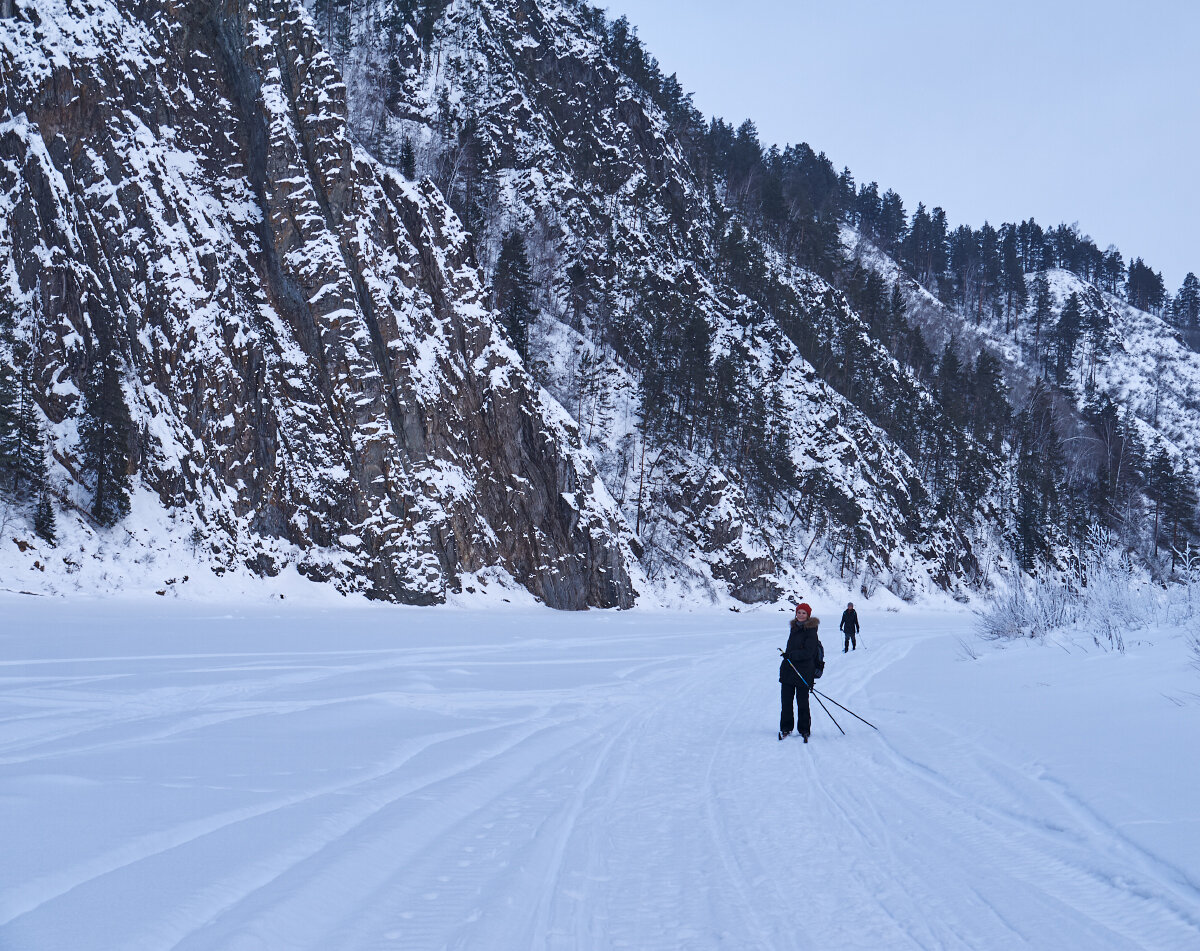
[975,543,1145,652]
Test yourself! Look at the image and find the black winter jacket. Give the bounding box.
[840,609,860,635]
[779,617,824,687]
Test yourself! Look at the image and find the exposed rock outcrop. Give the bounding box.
[0,0,638,606]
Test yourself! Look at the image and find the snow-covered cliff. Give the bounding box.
[0,0,639,606]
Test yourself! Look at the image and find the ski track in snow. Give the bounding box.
[1,601,1199,950]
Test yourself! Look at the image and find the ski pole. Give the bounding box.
[811,688,879,731]
[807,681,845,736]
[779,649,845,736]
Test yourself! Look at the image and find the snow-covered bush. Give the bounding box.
[1172,548,1200,668]
[975,575,1072,642]
[976,543,1148,651]
[886,570,917,602]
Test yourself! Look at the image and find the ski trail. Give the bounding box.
[697,657,816,951]
[785,629,1200,950]
[0,714,554,929]
[3,605,1199,950]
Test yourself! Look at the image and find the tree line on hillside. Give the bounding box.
[571,7,1200,576]
[700,116,1197,333]
[250,0,1200,582]
[569,6,1199,337]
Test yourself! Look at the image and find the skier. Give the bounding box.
[779,602,824,741]
[840,601,859,652]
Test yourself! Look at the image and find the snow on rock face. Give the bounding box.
[1042,269,1200,462]
[0,0,638,608]
[330,0,976,600]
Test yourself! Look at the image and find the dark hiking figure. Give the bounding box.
[779,603,824,742]
[840,602,859,652]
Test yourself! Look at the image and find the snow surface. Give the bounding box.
[2,596,1199,950]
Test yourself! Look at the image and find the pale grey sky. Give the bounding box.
[601,0,1198,290]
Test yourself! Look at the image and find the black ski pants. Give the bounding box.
[844,630,856,650]
[780,682,812,735]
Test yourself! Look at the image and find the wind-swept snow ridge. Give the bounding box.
[0,0,638,606]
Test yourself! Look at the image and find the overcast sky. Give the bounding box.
[599,0,1198,290]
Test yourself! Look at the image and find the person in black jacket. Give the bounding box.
[840,602,859,652]
[779,602,824,742]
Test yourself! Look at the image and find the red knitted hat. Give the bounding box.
[795,602,812,616]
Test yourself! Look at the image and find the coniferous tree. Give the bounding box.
[34,496,57,543]
[969,351,1010,452]
[34,489,56,545]
[1015,218,1047,271]
[79,346,134,526]
[947,225,981,315]
[399,136,417,179]
[1145,442,1176,557]
[937,344,966,427]
[1172,272,1200,330]
[1000,224,1027,331]
[0,291,18,485]
[856,182,881,239]
[837,167,856,214]
[415,0,448,52]
[0,290,49,497]
[876,189,906,256]
[0,355,16,485]
[1028,272,1053,365]
[1013,413,1042,572]
[1164,462,1199,567]
[887,282,907,350]
[901,203,930,282]
[493,230,535,363]
[729,120,762,188]
[1012,382,1065,572]
[929,207,950,281]
[1101,248,1125,295]
[1125,258,1167,312]
[678,309,711,449]
[898,202,948,286]
[1051,292,1083,385]
[189,525,207,557]
[978,223,1002,321]
[385,54,405,115]
[1118,410,1147,525]
[11,367,43,493]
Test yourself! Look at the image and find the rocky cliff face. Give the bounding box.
[0,0,639,607]
[328,0,984,601]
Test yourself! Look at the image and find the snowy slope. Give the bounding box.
[3,594,1199,949]
[1043,269,1200,461]
[846,228,1200,568]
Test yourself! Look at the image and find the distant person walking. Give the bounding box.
[840,602,859,652]
[779,602,824,742]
